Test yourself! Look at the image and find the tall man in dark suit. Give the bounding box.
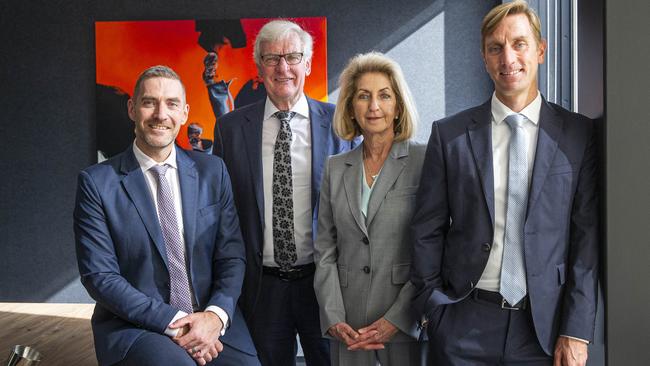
[75,65,259,366]
[411,2,598,365]
[213,20,354,366]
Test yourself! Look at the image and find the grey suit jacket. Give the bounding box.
[314,140,426,343]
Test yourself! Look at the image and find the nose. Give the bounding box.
[152,103,168,120]
[501,44,517,65]
[275,56,291,71]
[369,97,380,111]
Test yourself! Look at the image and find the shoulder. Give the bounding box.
[546,101,594,126]
[408,141,427,155]
[327,144,361,168]
[437,101,490,128]
[178,148,227,175]
[543,101,596,147]
[218,99,265,127]
[177,148,224,170]
[307,97,335,111]
[80,150,125,180]
[407,141,427,162]
[307,97,336,117]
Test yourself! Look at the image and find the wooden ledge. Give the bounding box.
[0,303,96,366]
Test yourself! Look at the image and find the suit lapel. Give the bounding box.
[308,97,330,210]
[342,146,367,236]
[119,147,168,267]
[177,147,198,276]
[467,101,496,226]
[527,99,562,217]
[366,141,409,228]
[241,101,266,227]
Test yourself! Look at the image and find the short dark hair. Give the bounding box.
[132,65,185,101]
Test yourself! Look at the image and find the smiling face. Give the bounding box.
[128,77,189,161]
[483,13,546,110]
[258,32,311,110]
[352,72,398,139]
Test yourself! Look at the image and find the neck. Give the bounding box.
[135,139,172,163]
[270,94,301,111]
[362,133,394,161]
[495,87,538,113]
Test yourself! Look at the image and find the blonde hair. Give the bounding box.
[481,0,543,53]
[333,52,418,141]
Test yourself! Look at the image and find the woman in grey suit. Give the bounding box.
[314,52,426,365]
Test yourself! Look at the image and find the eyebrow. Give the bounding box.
[487,35,530,45]
[356,87,392,93]
[139,96,182,103]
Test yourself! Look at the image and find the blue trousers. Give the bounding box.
[249,272,330,366]
[427,293,552,365]
[115,331,260,366]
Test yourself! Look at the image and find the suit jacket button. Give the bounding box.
[363,266,370,274]
[362,236,369,245]
[257,251,263,258]
[482,243,491,252]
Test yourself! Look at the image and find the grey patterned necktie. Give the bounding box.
[272,110,297,270]
[150,164,193,314]
[499,114,529,306]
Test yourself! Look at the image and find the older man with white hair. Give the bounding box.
[213,20,356,366]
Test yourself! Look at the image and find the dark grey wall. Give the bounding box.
[605,0,650,365]
[0,0,494,302]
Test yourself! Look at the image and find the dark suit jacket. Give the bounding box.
[74,146,254,366]
[213,97,355,323]
[411,98,599,355]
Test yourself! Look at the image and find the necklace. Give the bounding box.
[364,156,382,182]
[363,144,388,184]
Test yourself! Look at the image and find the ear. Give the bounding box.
[127,99,136,121]
[180,103,190,125]
[305,58,312,76]
[537,39,547,64]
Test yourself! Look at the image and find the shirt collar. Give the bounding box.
[263,94,309,121]
[133,141,178,172]
[491,91,542,125]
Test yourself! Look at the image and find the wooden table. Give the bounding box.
[0,303,96,366]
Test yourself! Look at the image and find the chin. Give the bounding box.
[145,137,173,149]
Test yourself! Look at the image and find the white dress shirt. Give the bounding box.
[476,92,541,291]
[133,143,228,337]
[261,95,314,267]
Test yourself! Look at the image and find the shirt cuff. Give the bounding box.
[164,310,188,337]
[205,305,229,336]
[559,334,590,344]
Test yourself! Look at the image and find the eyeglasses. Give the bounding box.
[260,52,304,66]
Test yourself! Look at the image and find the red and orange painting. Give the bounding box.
[95,17,327,157]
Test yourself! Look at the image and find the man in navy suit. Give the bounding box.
[213,20,355,366]
[75,65,259,366]
[411,2,598,365]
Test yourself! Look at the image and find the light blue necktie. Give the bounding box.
[500,114,529,306]
[150,164,194,314]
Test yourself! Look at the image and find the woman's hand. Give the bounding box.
[328,322,367,346]
[347,317,398,351]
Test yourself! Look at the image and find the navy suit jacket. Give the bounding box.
[411,98,599,355]
[213,97,355,323]
[74,146,255,366]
